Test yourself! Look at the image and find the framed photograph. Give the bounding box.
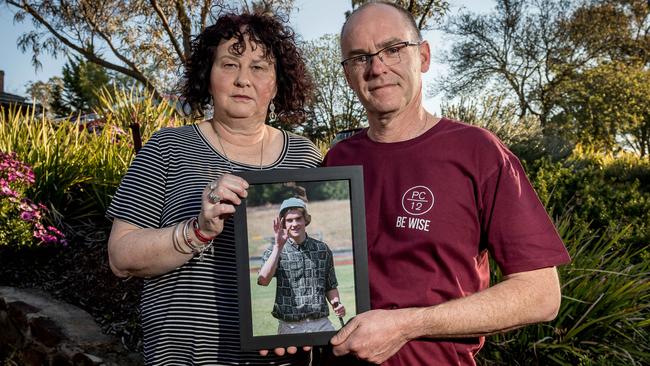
[233,166,369,351]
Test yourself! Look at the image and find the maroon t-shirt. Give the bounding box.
[323,118,570,365]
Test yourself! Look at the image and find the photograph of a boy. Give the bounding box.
[257,197,346,334]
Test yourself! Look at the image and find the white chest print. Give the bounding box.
[396,186,434,232]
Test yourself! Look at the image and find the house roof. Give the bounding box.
[0,91,28,105]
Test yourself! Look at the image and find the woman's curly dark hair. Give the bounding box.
[181,12,313,126]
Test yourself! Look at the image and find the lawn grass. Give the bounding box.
[250,262,356,336]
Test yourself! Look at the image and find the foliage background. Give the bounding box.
[1,0,649,364]
[2,85,648,364]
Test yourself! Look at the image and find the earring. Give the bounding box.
[268,101,277,122]
[204,96,214,119]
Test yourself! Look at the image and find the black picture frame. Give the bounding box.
[233,166,369,351]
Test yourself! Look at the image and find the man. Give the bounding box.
[257,197,346,334]
[322,2,571,365]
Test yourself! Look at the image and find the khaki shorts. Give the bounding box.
[278,317,335,334]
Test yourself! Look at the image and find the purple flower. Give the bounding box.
[20,211,36,221]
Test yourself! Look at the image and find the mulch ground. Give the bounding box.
[0,239,143,352]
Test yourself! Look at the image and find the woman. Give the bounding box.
[107,12,320,365]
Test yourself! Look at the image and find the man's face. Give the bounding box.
[340,4,430,117]
[283,209,306,242]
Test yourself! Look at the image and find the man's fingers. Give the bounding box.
[259,349,269,356]
[331,317,357,346]
[286,346,298,354]
[302,346,312,352]
[273,347,285,356]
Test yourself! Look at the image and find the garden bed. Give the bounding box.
[0,239,143,353]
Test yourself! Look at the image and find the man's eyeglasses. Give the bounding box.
[341,41,423,71]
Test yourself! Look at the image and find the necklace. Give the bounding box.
[214,124,265,172]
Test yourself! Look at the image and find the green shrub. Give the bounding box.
[0,92,190,244]
[95,86,190,143]
[525,146,650,254]
[0,107,126,236]
[479,218,649,365]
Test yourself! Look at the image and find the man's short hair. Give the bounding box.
[340,1,423,43]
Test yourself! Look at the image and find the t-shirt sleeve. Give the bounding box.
[106,131,167,229]
[480,149,570,275]
[260,246,276,277]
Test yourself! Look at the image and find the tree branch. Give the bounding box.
[8,0,160,98]
[418,0,435,30]
[150,0,187,65]
[200,0,211,31]
[174,0,192,62]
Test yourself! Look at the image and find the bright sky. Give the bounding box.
[0,0,493,115]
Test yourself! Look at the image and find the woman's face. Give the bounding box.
[210,36,277,123]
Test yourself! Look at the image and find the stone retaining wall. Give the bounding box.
[0,286,141,366]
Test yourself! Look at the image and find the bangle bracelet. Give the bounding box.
[172,221,192,255]
[171,219,214,261]
[191,217,216,243]
[184,218,215,261]
[183,218,201,252]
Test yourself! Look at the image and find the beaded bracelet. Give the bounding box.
[190,217,216,243]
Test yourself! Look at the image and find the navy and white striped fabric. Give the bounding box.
[107,124,321,365]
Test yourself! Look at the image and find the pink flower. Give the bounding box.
[47,226,64,236]
[1,151,35,187]
[41,234,58,244]
[2,151,66,246]
[34,222,46,235]
[0,180,18,197]
[19,199,32,211]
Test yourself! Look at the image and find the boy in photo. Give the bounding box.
[257,197,346,334]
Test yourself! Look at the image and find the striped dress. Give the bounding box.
[107,124,321,365]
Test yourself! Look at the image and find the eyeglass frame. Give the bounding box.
[340,40,424,70]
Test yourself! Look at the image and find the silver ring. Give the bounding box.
[208,191,221,204]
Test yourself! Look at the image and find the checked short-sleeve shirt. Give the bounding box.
[261,235,338,321]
